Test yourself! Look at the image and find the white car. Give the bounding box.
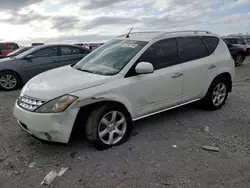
[13,30,235,149]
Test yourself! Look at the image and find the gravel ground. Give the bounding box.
[1,58,250,188]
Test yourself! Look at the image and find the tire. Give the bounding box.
[0,71,21,91]
[202,77,229,110]
[85,104,133,150]
[235,53,244,66]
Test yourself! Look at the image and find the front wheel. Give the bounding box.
[202,77,229,110]
[0,71,21,91]
[85,105,133,149]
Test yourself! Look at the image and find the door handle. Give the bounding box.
[208,64,216,69]
[50,60,57,63]
[172,73,183,78]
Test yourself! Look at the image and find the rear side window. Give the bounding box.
[71,47,81,54]
[60,46,83,55]
[137,38,179,70]
[202,36,219,54]
[178,37,209,63]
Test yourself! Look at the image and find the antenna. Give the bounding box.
[126,27,133,38]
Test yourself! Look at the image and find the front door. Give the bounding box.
[23,46,59,80]
[123,38,183,118]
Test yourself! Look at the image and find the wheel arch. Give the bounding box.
[71,99,133,139]
[0,69,23,85]
[0,69,23,84]
[210,72,232,92]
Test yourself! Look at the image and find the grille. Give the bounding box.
[18,95,46,111]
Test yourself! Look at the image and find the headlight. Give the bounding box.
[35,95,78,113]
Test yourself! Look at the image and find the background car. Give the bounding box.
[0,42,19,57]
[0,44,90,90]
[223,40,246,66]
[223,37,250,56]
[0,46,33,59]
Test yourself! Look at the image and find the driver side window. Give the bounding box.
[32,47,58,58]
[136,38,179,70]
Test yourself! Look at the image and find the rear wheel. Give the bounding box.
[202,77,229,110]
[235,53,244,66]
[85,104,133,150]
[0,71,21,91]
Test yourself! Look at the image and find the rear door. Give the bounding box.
[57,46,89,67]
[23,46,59,79]
[178,36,218,103]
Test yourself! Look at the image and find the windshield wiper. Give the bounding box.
[75,67,94,73]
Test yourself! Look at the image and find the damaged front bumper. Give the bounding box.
[13,102,80,143]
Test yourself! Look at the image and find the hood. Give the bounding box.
[21,65,110,99]
[0,57,15,63]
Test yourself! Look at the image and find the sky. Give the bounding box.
[0,0,249,45]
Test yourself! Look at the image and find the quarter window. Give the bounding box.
[178,37,209,62]
[137,38,179,70]
[202,36,219,54]
[32,47,58,58]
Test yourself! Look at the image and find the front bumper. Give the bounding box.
[13,102,80,143]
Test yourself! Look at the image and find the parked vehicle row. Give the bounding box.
[0,44,90,90]
[0,42,19,58]
[12,30,235,149]
[223,40,246,66]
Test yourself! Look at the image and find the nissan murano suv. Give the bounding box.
[13,30,235,149]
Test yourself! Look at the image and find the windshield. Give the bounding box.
[15,46,40,59]
[73,39,147,76]
[7,47,32,57]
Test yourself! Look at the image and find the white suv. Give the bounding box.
[13,30,235,149]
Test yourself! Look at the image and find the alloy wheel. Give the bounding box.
[212,83,227,106]
[0,74,17,90]
[98,111,127,145]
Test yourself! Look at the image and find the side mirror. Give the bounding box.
[135,62,154,74]
[26,55,34,60]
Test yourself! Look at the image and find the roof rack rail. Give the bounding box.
[153,30,212,39]
[165,30,212,34]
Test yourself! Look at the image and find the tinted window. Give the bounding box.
[61,46,71,55]
[60,46,83,55]
[178,37,209,62]
[236,39,244,45]
[202,36,219,54]
[71,47,81,54]
[137,38,178,70]
[32,47,58,58]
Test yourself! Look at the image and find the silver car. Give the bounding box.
[0,44,90,90]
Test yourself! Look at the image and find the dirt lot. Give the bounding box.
[1,58,250,188]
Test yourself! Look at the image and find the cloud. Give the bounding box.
[0,10,48,25]
[0,0,43,10]
[51,16,80,30]
[83,16,139,30]
[0,0,250,44]
[82,0,127,9]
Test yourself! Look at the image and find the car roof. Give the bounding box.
[32,44,89,51]
[116,30,218,42]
